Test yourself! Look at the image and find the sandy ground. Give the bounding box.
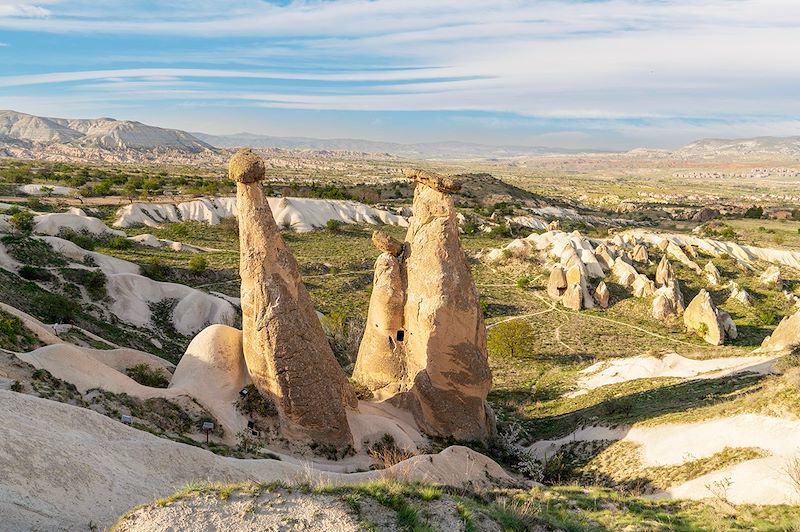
[529,413,800,505]
[566,352,778,397]
[0,389,512,530]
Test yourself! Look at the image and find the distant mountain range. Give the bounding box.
[191,131,582,159]
[2,110,800,163]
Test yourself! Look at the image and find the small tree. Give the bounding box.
[9,210,34,235]
[188,255,208,275]
[487,319,535,358]
[326,218,343,232]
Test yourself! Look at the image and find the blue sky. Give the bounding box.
[1,0,799,149]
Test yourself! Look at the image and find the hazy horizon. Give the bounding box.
[2,0,799,150]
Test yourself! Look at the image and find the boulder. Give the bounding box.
[760,266,783,289]
[632,274,655,298]
[704,261,722,286]
[729,283,753,306]
[594,243,615,270]
[612,259,638,287]
[652,288,676,320]
[632,244,649,263]
[692,207,720,223]
[718,311,738,340]
[372,230,403,256]
[594,281,610,308]
[229,148,356,448]
[760,310,800,352]
[566,263,594,309]
[547,265,567,299]
[655,255,676,287]
[562,283,584,311]
[354,169,495,442]
[683,289,726,345]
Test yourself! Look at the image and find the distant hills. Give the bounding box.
[2,110,800,163]
[192,131,578,159]
[673,136,800,159]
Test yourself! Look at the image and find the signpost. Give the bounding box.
[202,421,214,444]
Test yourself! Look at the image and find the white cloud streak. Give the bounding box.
[2,0,799,147]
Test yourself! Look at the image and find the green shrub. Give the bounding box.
[326,219,344,232]
[60,268,107,300]
[0,316,21,337]
[744,206,764,219]
[516,275,530,289]
[188,255,208,275]
[9,210,34,234]
[236,384,278,417]
[141,258,169,281]
[108,236,132,250]
[59,229,97,251]
[18,265,53,281]
[125,363,170,388]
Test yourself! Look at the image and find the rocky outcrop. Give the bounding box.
[704,261,722,286]
[729,283,753,306]
[613,259,638,287]
[594,281,610,308]
[230,148,355,448]
[547,265,568,299]
[354,169,494,442]
[655,255,675,287]
[632,244,649,263]
[760,266,783,289]
[632,274,655,298]
[565,262,594,309]
[760,310,800,352]
[683,289,727,345]
[562,283,583,311]
[594,243,615,270]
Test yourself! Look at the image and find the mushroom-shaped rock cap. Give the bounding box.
[403,168,461,193]
[229,148,266,183]
[372,230,403,256]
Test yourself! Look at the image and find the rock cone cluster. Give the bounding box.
[230,148,356,448]
[353,168,495,443]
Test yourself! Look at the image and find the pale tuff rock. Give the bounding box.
[594,243,615,270]
[547,219,561,231]
[683,289,727,345]
[760,266,783,289]
[565,262,594,309]
[354,169,494,442]
[666,241,702,273]
[729,283,753,306]
[760,310,800,352]
[403,168,461,193]
[655,255,676,287]
[704,261,722,286]
[594,281,610,308]
[652,289,676,320]
[718,311,738,340]
[612,258,639,287]
[562,284,584,310]
[632,244,649,263]
[547,265,568,299]
[230,148,356,448]
[685,243,698,259]
[632,274,655,298]
[372,230,403,256]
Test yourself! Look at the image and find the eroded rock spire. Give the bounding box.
[229,148,355,448]
[354,168,495,442]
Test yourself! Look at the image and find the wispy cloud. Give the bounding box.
[2,0,799,147]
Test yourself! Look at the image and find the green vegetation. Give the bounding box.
[125,363,170,388]
[112,479,800,532]
[187,254,207,274]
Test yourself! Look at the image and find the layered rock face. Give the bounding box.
[353,169,494,442]
[230,148,355,448]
